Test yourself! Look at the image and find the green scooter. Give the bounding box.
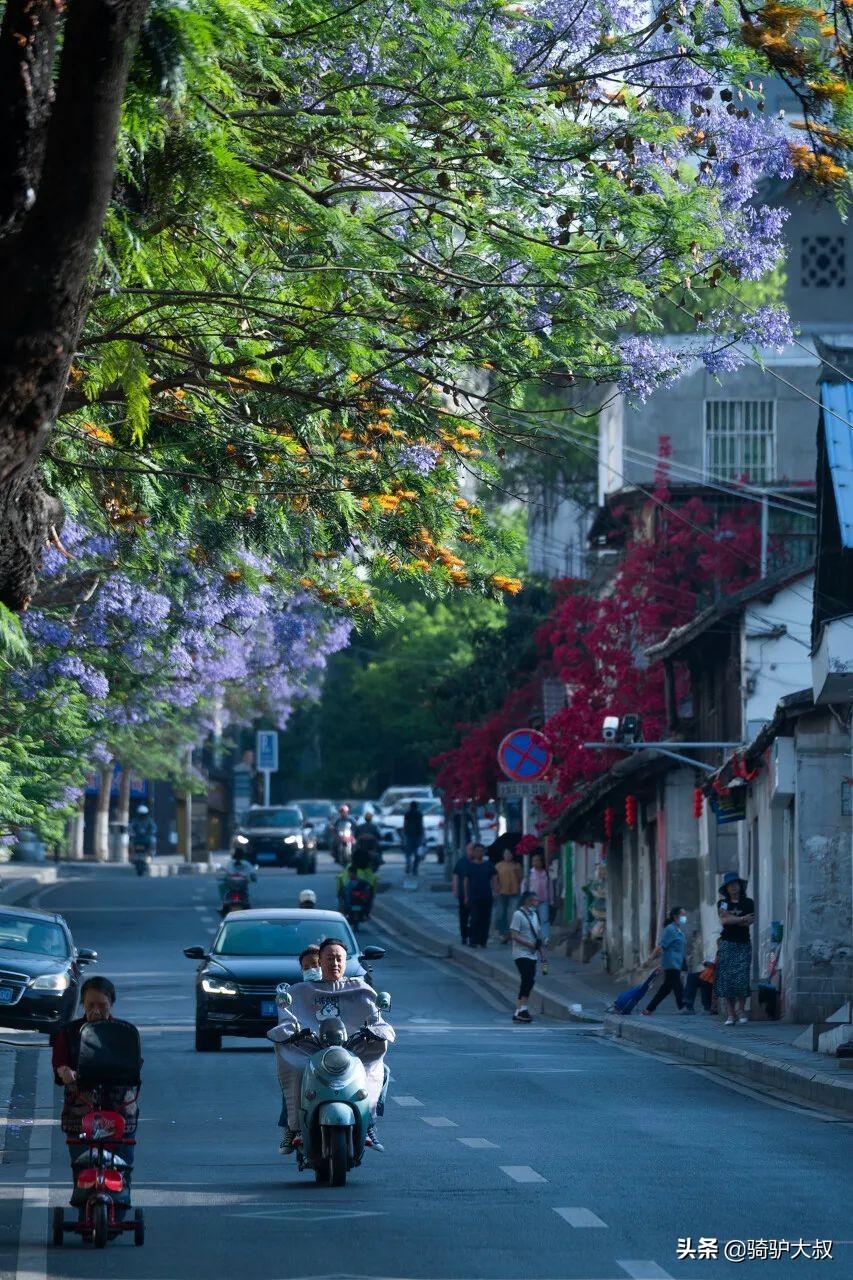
[277,988,391,1187]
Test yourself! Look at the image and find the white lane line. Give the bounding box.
[617,1262,675,1279]
[15,1047,53,1280]
[499,1165,547,1183]
[420,1116,458,1128]
[392,1095,423,1107]
[458,1138,499,1149]
[554,1206,608,1228]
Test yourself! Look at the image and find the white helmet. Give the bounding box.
[299,889,317,905]
[136,805,149,815]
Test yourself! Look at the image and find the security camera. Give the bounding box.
[620,713,643,745]
[603,715,620,743]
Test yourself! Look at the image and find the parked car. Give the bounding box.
[185,908,385,1051]
[377,799,445,854]
[232,805,317,872]
[376,785,436,814]
[0,907,97,1031]
[291,799,336,849]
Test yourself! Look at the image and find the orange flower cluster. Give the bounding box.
[491,574,523,596]
[789,143,847,183]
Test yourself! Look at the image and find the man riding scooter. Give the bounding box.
[218,850,257,912]
[268,938,394,1155]
[354,811,383,869]
[129,806,156,876]
[331,805,355,865]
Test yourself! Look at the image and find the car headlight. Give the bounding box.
[201,976,239,996]
[29,972,70,992]
[283,835,300,845]
[235,834,249,845]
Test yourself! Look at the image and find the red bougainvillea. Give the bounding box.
[436,444,763,815]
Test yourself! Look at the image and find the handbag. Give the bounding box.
[699,962,715,985]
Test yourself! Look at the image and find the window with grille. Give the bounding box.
[801,235,846,288]
[704,400,776,483]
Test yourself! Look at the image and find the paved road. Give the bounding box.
[0,862,850,1279]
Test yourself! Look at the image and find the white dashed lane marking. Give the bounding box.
[457,1138,499,1149]
[499,1165,547,1183]
[420,1116,457,1128]
[617,1262,675,1279]
[553,1207,608,1228]
[392,1096,423,1108]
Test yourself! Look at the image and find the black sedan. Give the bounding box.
[231,805,317,872]
[185,908,385,1051]
[0,907,97,1031]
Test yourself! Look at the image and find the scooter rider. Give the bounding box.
[268,938,394,1154]
[130,805,156,872]
[219,851,256,900]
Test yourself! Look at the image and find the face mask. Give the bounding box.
[303,967,322,982]
[678,916,687,925]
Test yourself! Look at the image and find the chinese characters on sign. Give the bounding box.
[676,1239,833,1262]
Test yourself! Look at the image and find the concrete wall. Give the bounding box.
[600,347,822,500]
[788,708,853,1021]
[741,576,814,740]
[527,484,593,579]
[782,192,852,331]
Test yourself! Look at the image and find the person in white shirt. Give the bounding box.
[509,890,543,1023]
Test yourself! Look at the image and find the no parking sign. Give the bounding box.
[497,728,552,783]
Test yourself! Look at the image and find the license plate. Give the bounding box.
[0,987,15,1003]
[256,852,276,863]
[261,1000,277,1018]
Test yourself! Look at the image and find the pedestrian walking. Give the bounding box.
[523,850,553,942]
[715,872,755,1025]
[683,928,713,1014]
[402,801,425,876]
[493,849,523,942]
[464,844,497,948]
[642,907,688,1014]
[510,890,542,1023]
[452,842,477,945]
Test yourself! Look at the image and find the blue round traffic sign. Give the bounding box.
[498,728,552,782]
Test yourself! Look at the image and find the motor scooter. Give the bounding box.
[131,843,149,877]
[332,820,355,865]
[53,1019,144,1249]
[219,871,251,917]
[278,988,391,1187]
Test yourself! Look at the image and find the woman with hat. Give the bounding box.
[715,872,755,1025]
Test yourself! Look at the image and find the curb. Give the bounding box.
[0,871,58,905]
[602,1014,853,1116]
[371,898,602,1025]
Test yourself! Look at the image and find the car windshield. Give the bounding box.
[214,918,356,957]
[244,808,302,828]
[0,914,68,958]
[293,801,332,819]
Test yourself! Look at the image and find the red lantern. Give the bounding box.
[624,794,637,829]
[693,787,704,819]
[604,806,614,839]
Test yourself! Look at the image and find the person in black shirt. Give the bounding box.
[714,872,755,1025]
[451,843,477,945]
[464,844,497,948]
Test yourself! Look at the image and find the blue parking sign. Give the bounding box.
[255,730,278,772]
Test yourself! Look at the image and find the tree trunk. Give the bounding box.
[69,796,86,860]
[113,765,131,862]
[0,0,149,610]
[92,764,112,862]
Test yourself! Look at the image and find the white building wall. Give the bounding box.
[741,576,814,739]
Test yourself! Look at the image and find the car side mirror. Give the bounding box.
[359,946,385,962]
[183,946,207,960]
[376,991,391,1012]
[77,948,98,965]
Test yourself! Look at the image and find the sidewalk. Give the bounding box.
[0,855,215,904]
[372,869,853,1117]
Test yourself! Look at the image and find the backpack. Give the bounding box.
[349,879,373,906]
